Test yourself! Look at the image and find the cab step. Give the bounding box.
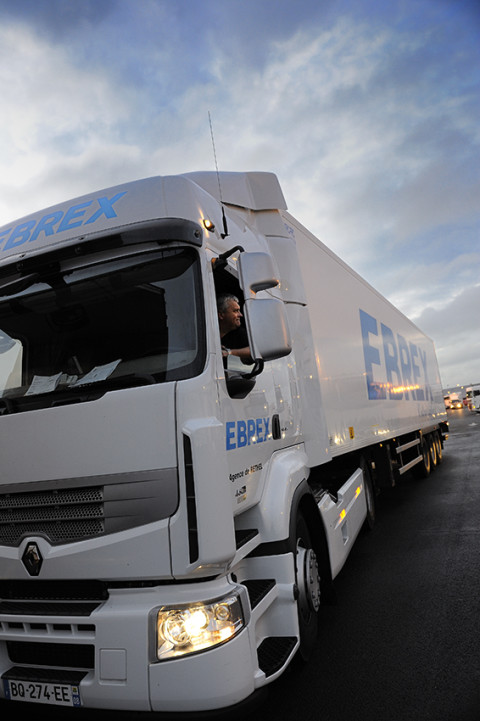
[243,579,275,610]
[257,637,297,677]
[235,528,258,550]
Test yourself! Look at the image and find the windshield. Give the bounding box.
[0,246,205,408]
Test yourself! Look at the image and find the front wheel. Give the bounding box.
[290,512,321,662]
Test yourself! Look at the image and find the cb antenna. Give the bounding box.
[208,111,229,239]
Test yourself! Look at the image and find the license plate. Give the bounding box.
[3,678,81,706]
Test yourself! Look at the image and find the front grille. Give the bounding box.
[0,579,107,621]
[0,519,104,545]
[0,579,108,601]
[0,580,105,638]
[7,641,94,669]
[0,468,179,546]
[0,487,104,545]
[0,487,103,509]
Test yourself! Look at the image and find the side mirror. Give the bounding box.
[237,252,292,361]
[244,297,291,361]
[238,252,279,295]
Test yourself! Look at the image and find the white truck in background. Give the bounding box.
[0,171,448,713]
[470,384,480,412]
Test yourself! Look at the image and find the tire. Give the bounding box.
[360,457,376,531]
[428,434,438,470]
[434,432,443,464]
[412,436,431,479]
[290,511,321,662]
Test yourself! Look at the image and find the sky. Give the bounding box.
[0,0,478,391]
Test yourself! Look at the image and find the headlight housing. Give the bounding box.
[156,594,244,661]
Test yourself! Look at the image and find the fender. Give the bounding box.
[240,445,335,601]
[240,445,310,545]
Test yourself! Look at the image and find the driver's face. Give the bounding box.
[221,300,242,332]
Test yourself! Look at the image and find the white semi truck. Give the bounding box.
[470,384,480,412]
[0,171,447,713]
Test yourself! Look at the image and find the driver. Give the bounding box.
[217,294,253,364]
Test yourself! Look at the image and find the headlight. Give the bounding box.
[156,594,244,660]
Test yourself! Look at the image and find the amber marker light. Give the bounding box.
[203,218,215,232]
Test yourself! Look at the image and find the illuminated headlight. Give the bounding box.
[156,595,244,660]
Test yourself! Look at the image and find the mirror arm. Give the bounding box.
[243,359,264,379]
[212,245,245,271]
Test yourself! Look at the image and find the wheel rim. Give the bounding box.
[296,543,321,618]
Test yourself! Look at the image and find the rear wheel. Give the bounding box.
[412,436,431,478]
[290,511,321,661]
[434,432,443,464]
[428,434,438,469]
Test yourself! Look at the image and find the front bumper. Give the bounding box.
[0,578,257,713]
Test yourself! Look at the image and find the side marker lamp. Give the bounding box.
[203,218,215,232]
[156,595,244,661]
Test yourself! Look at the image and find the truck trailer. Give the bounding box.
[0,171,447,712]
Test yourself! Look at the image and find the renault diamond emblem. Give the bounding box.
[22,542,43,576]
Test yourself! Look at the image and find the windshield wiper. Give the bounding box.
[72,373,157,391]
[0,397,17,415]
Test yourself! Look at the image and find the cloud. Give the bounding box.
[0,2,477,387]
[416,284,480,337]
[415,284,480,386]
[0,22,137,221]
